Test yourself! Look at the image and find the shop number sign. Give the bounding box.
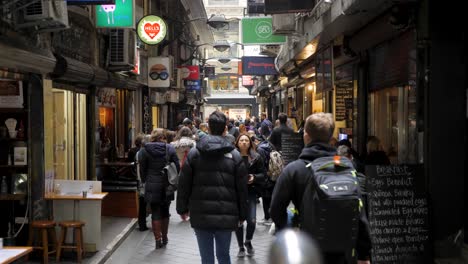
[137,15,167,45]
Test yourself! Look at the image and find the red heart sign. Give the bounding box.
[144,23,160,39]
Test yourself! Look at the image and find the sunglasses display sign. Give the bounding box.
[137,15,167,45]
[148,57,171,88]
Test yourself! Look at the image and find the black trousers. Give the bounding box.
[138,195,147,228]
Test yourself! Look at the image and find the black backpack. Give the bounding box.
[300,155,362,255]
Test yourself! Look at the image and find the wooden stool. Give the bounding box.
[57,221,85,263]
[27,220,57,264]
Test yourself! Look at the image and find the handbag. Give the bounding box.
[164,145,178,198]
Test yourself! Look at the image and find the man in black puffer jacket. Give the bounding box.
[177,111,248,264]
[270,113,371,264]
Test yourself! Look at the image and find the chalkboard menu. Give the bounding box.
[280,133,304,165]
[366,165,430,263]
[335,83,354,121]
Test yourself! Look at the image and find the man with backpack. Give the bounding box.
[270,113,371,264]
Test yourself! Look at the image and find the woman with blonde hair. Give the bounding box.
[139,128,180,249]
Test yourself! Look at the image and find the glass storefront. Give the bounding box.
[44,80,87,181]
[368,85,417,164]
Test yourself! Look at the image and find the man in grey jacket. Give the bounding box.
[177,111,248,264]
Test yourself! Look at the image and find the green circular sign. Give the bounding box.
[255,21,272,39]
[137,15,167,45]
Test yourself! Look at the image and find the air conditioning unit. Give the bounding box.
[16,0,69,32]
[109,29,136,71]
[272,14,297,35]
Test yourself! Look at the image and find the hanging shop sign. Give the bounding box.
[96,0,134,28]
[264,0,314,14]
[178,65,200,80]
[137,15,167,45]
[241,17,286,45]
[185,80,201,91]
[242,75,254,86]
[131,49,140,75]
[242,56,278,75]
[67,0,115,5]
[148,57,171,88]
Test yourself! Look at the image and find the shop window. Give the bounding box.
[368,85,417,164]
[210,75,239,92]
[44,82,87,181]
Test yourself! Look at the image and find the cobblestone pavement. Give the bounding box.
[106,200,275,264]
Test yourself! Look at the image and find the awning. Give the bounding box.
[0,41,144,90]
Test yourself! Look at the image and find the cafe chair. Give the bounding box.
[27,220,58,264]
[56,220,86,263]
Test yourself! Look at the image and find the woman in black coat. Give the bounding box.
[139,128,179,249]
[234,133,266,258]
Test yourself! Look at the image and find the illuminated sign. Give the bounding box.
[242,56,278,75]
[96,0,134,28]
[137,15,167,45]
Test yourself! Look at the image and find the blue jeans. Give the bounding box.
[194,228,232,264]
[235,191,257,247]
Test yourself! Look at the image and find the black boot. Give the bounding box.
[161,218,169,245]
[152,220,163,249]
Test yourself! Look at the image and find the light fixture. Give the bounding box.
[218,58,231,64]
[207,14,229,30]
[212,40,231,52]
[220,66,232,71]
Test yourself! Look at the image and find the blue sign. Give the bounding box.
[242,56,278,75]
[185,80,201,91]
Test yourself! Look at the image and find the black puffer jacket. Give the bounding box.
[176,135,248,230]
[243,151,267,194]
[270,143,371,260]
[139,142,179,203]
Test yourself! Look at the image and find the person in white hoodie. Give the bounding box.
[171,127,196,167]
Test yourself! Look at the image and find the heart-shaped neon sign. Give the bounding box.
[144,23,160,39]
[137,15,167,45]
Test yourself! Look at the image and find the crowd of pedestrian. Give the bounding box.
[129,110,393,264]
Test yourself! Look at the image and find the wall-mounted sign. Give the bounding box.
[241,17,286,45]
[242,56,278,75]
[67,0,115,5]
[0,80,23,108]
[137,15,167,45]
[178,65,199,80]
[148,57,171,88]
[96,0,134,28]
[97,87,116,108]
[185,80,201,91]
